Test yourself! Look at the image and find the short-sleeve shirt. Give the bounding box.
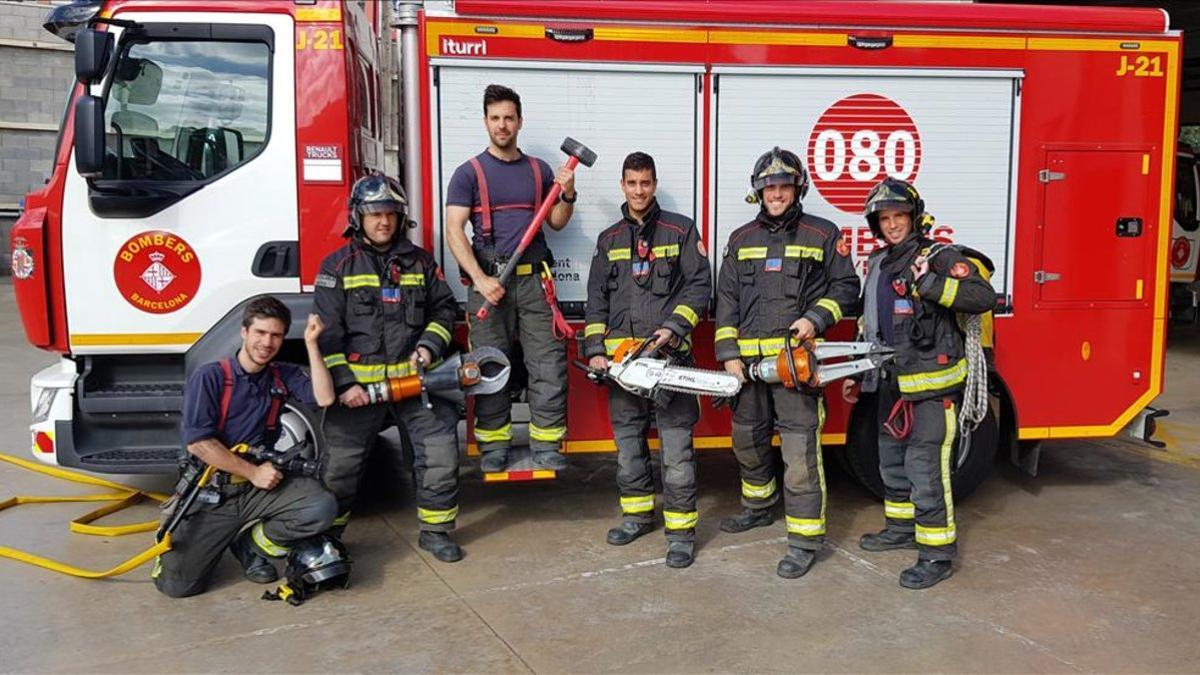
[446,150,556,257]
[181,354,316,448]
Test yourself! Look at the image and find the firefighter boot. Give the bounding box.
[665,540,695,569]
[899,558,953,589]
[719,507,775,534]
[229,528,279,584]
[419,531,464,563]
[859,528,917,552]
[776,546,816,579]
[480,449,508,473]
[606,521,654,546]
[533,449,569,471]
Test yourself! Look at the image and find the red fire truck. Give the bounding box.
[11,1,1177,498]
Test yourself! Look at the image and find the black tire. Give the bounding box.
[838,392,998,501]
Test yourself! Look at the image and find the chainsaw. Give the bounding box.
[577,337,742,401]
[748,333,894,389]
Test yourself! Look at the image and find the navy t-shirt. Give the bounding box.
[446,150,557,258]
[181,355,316,448]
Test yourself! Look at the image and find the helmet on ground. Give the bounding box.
[863,177,928,238]
[746,146,809,204]
[263,534,352,606]
[345,174,408,237]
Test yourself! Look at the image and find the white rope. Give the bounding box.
[958,313,989,438]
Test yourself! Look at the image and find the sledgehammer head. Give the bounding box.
[560,137,597,167]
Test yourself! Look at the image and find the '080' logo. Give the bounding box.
[807,93,922,214]
[113,231,202,314]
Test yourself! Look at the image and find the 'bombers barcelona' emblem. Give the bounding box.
[11,239,34,280]
[113,231,202,314]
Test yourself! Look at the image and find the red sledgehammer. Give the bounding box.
[475,137,597,321]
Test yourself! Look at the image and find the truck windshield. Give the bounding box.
[1176,153,1198,233]
[102,40,269,182]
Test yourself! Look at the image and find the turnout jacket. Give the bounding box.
[584,200,711,358]
[715,209,859,362]
[861,235,994,401]
[314,235,458,392]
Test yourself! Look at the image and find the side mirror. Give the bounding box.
[74,29,112,84]
[73,94,105,177]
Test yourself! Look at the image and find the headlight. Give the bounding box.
[32,388,57,424]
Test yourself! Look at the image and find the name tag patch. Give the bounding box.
[764,258,783,272]
[893,299,914,315]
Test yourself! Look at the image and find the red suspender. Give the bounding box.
[468,155,545,243]
[528,155,543,215]
[216,358,288,441]
[217,358,234,433]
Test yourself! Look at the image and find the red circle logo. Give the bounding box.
[113,231,202,314]
[1172,237,1192,269]
[807,93,923,214]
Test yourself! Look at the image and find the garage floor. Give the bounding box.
[2,283,1198,673]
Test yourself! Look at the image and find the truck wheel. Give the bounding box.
[840,393,998,501]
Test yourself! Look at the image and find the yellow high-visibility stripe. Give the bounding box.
[529,423,566,442]
[737,246,768,260]
[323,353,348,368]
[817,399,827,525]
[342,274,380,289]
[515,263,534,276]
[915,524,957,545]
[608,248,632,261]
[605,338,629,356]
[399,273,424,286]
[652,244,680,258]
[784,245,824,261]
[663,510,698,530]
[475,424,513,443]
[785,515,825,537]
[741,478,776,500]
[939,278,960,307]
[884,500,915,520]
[672,305,699,326]
[71,332,202,346]
[332,512,351,527]
[815,298,843,322]
[898,359,967,394]
[715,326,739,342]
[620,494,655,514]
[738,337,787,357]
[425,322,452,343]
[251,522,288,557]
[417,506,459,524]
[585,323,607,338]
[347,360,429,383]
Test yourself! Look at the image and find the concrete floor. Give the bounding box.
[1,282,1199,673]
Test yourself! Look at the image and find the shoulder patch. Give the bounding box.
[836,238,851,257]
[435,267,445,281]
[950,262,971,279]
[315,273,337,288]
[697,239,708,257]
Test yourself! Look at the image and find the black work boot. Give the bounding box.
[418,531,464,563]
[606,521,654,546]
[229,529,279,584]
[480,449,508,473]
[899,559,953,589]
[532,449,569,471]
[776,546,816,579]
[664,540,695,569]
[859,528,918,552]
[719,508,774,534]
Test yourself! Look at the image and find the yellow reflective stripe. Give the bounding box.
[417,506,459,524]
[785,515,826,536]
[475,423,513,443]
[342,274,380,289]
[332,512,351,527]
[897,358,968,394]
[515,263,534,276]
[884,500,916,519]
[939,277,960,306]
[737,246,768,260]
[715,326,739,342]
[941,400,957,532]
[250,522,288,557]
[585,323,607,338]
[529,423,567,442]
[605,337,630,356]
[347,363,386,383]
[620,494,655,514]
[399,273,424,286]
[608,248,632,261]
[424,321,452,343]
[741,478,776,500]
[784,245,824,261]
[816,298,843,322]
[760,337,785,356]
[323,353,348,368]
[817,399,827,524]
[663,510,698,530]
[652,244,680,258]
[915,524,957,545]
[672,304,699,327]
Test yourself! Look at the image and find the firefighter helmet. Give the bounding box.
[863,177,927,238]
[264,534,352,606]
[345,174,409,237]
[746,146,809,204]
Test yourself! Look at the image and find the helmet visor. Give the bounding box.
[360,201,403,215]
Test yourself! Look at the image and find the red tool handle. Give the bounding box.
[475,154,580,321]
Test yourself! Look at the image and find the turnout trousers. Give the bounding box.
[877,377,960,561]
[322,397,460,532]
[153,476,336,598]
[608,387,700,542]
[466,272,568,454]
[731,380,827,551]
